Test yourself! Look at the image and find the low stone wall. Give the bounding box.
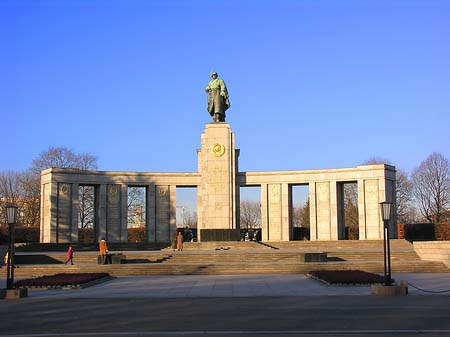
[435,222,450,240]
[413,241,450,268]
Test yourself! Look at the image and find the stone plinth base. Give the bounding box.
[304,252,328,262]
[2,288,28,300]
[371,282,408,296]
[200,229,240,241]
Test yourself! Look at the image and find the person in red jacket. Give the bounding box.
[64,246,74,265]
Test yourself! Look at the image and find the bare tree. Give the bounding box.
[292,199,310,228]
[127,187,145,227]
[18,170,41,226]
[0,171,40,226]
[182,209,197,228]
[78,186,95,229]
[0,147,99,227]
[343,183,358,227]
[0,171,22,224]
[31,146,98,174]
[240,200,261,228]
[411,153,450,224]
[395,169,414,223]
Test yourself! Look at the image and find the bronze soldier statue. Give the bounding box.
[205,71,230,122]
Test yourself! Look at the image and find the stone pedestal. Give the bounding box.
[371,282,408,296]
[3,288,28,299]
[197,123,239,241]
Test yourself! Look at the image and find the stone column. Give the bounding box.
[267,184,282,240]
[197,123,238,239]
[156,185,170,242]
[169,185,177,239]
[363,179,382,239]
[309,182,317,241]
[260,184,269,241]
[106,184,122,242]
[329,181,338,240]
[56,183,72,243]
[357,179,367,239]
[40,181,57,243]
[315,182,331,240]
[147,185,156,243]
[97,184,107,242]
[120,184,128,242]
[281,183,290,241]
[70,183,79,242]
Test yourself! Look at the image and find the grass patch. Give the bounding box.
[308,270,389,285]
[14,273,111,288]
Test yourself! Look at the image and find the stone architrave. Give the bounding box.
[197,123,238,240]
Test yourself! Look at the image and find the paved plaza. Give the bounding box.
[2,273,450,299]
[1,273,450,337]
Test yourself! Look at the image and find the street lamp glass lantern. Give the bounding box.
[5,204,18,225]
[380,202,392,222]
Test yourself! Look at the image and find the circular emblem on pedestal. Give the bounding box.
[211,143,225,157]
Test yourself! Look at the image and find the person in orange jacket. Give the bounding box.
[176,231,184,251]
[99,238,109,264]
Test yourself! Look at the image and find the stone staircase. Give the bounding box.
[413,241,450,268]
[1,240,448,278]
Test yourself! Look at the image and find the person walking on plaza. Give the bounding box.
[176,231,184,251]
[99,238,109,264]
[64,245,74,265]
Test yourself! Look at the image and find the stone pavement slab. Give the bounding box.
[2,273,449,299]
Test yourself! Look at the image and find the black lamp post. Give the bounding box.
[380,201,393,286]
[5,204,18,290]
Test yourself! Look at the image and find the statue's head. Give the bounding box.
[211,71,218,79]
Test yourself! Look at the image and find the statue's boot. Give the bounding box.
[214,113,220,122]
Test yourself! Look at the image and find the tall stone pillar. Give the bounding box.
[197,123,238,241]
[56,183,72,243]
[40,181,57,243]
[106,184,122,242]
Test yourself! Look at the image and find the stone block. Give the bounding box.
[303,252,328,262]
[371,283,408,296]
[4,288,28,299]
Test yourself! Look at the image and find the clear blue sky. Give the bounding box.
[2,0,449,176]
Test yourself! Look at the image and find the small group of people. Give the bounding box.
[63,238,110,266]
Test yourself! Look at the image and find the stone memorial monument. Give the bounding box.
[40,74,396,243]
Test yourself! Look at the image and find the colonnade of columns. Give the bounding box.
[40,164,396,243]
[40,180,181,243]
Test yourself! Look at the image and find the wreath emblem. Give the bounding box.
[109,186,118,196]
[61,184,69,195]
[212,143,225,157]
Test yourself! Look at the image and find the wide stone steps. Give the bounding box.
[2,240,448,278]
[13,249,422,264]
[1,259,447,277]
